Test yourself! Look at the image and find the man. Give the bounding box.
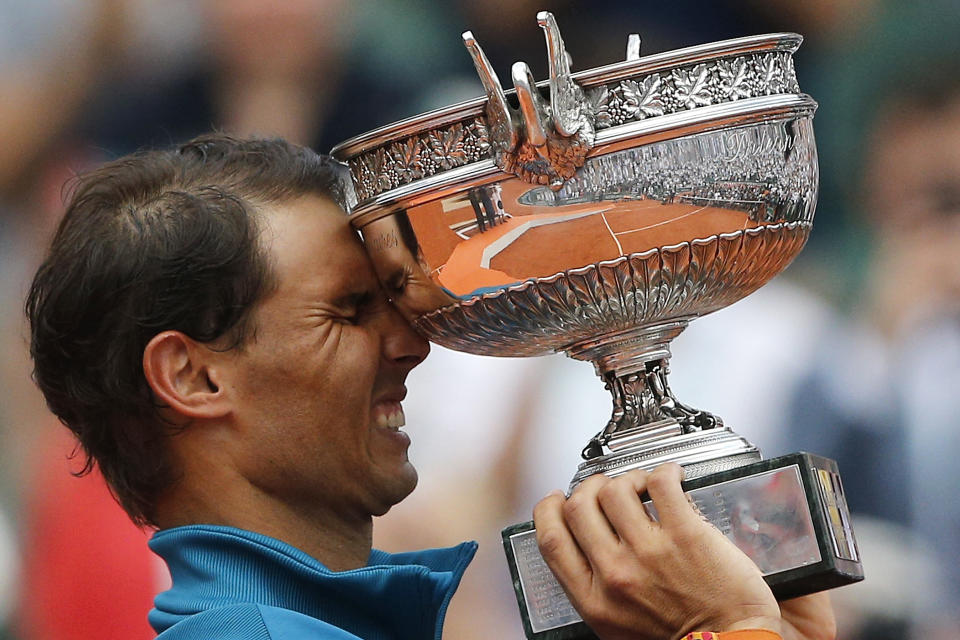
[26,134,834,639]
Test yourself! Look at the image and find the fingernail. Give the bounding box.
[543,489,565,500]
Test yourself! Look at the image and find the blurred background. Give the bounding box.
[2,0,959,638]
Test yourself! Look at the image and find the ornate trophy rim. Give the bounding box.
[330,32,801,159]
[344,96,816,228]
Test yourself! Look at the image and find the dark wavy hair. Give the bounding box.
[25,134,346,526]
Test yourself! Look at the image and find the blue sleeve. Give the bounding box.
[155,604,362,639]
[258,605,364,639]
[154,604,272,640]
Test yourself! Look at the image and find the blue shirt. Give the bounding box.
[149,525,477,639]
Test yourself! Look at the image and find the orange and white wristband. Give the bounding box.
[683,630,782,640]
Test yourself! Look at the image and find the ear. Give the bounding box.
[143,331,230,420]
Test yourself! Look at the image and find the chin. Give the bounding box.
[371,466,419,516]
[394,464,419,502]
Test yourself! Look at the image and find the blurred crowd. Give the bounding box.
[2,1,959,639]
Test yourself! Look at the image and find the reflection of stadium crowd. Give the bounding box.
[519,123,814,225]
[1,1,959,639]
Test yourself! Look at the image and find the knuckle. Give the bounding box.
[533,493,562,519]
[647,463,679,491]
[595,479,620,504]
[535,528,565,559]
[562,492,589,518]
[608,473,635,492]
[658,462,683,480]
[669,521,702,546]
[576,473,608,494]
[625,468,649,486]
[596,473,636,505]
[601,564,637,593]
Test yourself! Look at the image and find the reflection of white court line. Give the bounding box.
[600,212,623,256]
[479,209,609,269]
[614,206,709,236]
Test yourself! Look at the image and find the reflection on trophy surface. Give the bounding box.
[333,11,862,639]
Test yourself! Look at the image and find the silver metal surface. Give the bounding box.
[626,34,642,62]
[334,13,819,483]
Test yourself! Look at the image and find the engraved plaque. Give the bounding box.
[510,529,584,633]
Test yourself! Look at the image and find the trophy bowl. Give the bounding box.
[332,13,859,639]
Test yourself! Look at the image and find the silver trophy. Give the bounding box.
[332,13,862,639]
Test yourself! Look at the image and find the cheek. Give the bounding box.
[337,327,384,383]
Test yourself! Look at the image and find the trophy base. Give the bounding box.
[502,452,863,640]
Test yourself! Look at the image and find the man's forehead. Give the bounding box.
[256,195,355,252]
[257,194,376,290]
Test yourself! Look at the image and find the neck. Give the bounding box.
[154,469,373,572]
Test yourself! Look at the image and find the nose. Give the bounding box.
[381,300,430,370]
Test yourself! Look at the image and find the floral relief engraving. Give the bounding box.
[621,75,666,120]
[427,124,469,171]
[671,63,713,109]
[390,138,424,183]
[717,58,752,101]
[349,117,492,201]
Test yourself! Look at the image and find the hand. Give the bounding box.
[533,464,782,640]
[779,593,836,640]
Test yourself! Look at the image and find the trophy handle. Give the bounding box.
[461,31,518,155]
[512,62,550,149]
[537,10,583,137]
[463,12,595,189]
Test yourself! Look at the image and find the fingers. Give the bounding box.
[533,490,592,596]
[645,463,702,530]
[595,470,657,547]
[563,474,621,554]
[534,464,703,598]
[534,472,649,597]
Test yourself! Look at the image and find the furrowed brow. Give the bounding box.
[332,290,375,310]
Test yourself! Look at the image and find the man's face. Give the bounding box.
[221,194,429,521]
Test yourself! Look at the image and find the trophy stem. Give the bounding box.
[565,321,761,489]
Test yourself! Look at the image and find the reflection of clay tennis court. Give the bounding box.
[406,179,759,297]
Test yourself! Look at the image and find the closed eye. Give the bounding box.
[331,290,375,324]
[383,266,411,299]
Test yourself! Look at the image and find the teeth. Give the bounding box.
[375,406,405,430]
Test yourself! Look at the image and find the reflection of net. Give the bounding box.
[517,120,817,225]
